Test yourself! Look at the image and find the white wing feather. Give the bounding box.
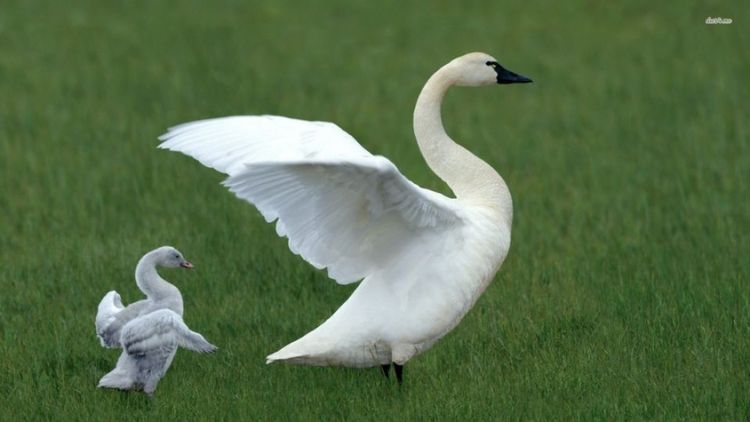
[159,115,467,284]
[159,115,372,175]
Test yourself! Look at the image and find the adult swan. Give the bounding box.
[159,52,532,384]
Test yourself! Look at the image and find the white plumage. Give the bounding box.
[95,246,217,395]
[159,52,531,381]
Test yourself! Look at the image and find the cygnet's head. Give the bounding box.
[449,52,532,87]
[153,246,194,269]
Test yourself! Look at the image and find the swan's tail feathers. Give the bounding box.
[266,333,394,367]
[265,337,329,365]
[98,351,137,391]
[98,368,135,391]
[266,348,309,365]
[95,291,125,348]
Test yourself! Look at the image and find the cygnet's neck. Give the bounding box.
[413,62,513,226]
[135,252,183,307]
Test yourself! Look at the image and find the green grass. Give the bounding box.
[1,0,748,419]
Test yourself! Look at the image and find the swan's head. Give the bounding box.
[449,52,532,87]
[153,246,194,269]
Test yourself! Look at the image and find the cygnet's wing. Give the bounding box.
[121,309,218,356]
[159,116,466,285]
[96,291,124,336]
[97,299,150,349]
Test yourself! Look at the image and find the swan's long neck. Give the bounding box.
[135,252,180,301]
[413,63,513,225]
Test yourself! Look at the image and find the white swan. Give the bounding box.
[96,246,217,395]
[159,52,531,383]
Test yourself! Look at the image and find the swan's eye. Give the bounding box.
[485,61,499,69]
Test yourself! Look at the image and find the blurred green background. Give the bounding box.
[0,0,747,419]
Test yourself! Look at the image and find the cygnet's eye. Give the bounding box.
[174,254,179,259]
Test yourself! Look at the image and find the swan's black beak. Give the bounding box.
[495,66,532,84]
[180,261,194,269]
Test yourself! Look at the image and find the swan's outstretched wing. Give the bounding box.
[159,115,372,175]
[121,309,218,355]
[159,116,467,284]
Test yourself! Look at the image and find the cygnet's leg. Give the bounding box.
[394,364,404,385]
[381,363,391,379]
[143,375,162,397]
[139,347,176,397]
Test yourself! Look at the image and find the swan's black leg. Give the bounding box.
[394,364,404,385]
[381,364,391,378]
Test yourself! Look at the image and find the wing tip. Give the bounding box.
[200,343,219,354]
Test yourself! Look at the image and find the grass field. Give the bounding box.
[1,0,748,419]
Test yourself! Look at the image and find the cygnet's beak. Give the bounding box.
[180,261,194,269]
